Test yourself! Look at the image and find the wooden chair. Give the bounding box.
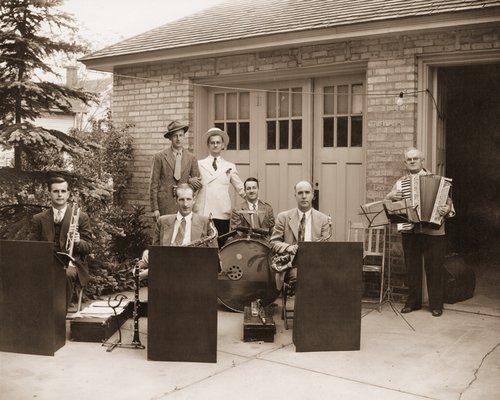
[281,280,294,330]
[347,221,386,311]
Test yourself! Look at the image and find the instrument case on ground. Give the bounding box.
[243,306,276,342]
[70,302,133,342]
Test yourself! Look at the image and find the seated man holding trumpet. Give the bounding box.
[270,180,332,291]
[138,183,217,278]
[30,176,93,309]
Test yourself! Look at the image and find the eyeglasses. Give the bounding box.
[405,157,421,162]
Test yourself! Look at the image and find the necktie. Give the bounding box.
[250,203,256,228]
[174,217,186,246]
[212,157,217,171]
[174,151,182,181]
[298,213,306,242]
[55,209,64,224]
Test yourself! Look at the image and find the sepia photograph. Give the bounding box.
[0,0,499,399]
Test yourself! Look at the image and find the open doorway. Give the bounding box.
[443,64,500,266]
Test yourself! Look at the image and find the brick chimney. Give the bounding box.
[65,65,78,87]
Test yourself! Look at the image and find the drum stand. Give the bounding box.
[380,228,415,331]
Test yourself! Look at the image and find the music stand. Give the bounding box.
[358,203,416,331]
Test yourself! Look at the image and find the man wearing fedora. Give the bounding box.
[194,127,245,246]
[149,121,202,219]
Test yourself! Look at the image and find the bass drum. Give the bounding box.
[218,237,280,312]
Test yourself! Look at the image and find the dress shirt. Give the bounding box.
[170,212,192,245]
[297,209,312,241]
[53,205,68,223]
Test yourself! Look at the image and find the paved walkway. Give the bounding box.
[1,295,499,400]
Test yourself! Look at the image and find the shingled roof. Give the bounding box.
[81,0,500,62]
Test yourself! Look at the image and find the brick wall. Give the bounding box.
[112,26,499,290]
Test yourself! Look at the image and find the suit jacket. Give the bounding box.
[270,208,331,254]
[194,156,245,220]
[149,148,201,215]
[31,205,93,286]
[230,199,275,232]
[152,212,217,247]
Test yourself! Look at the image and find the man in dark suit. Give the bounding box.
[138,184,217,278]
[149,120,202,220]
[31,176,93,308]
[230,177,274,235]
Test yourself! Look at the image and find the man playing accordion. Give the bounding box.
[386,148,454,317]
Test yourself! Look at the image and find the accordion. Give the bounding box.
[395,174,452,230]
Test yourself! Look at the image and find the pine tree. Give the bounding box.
[0,0,95,170]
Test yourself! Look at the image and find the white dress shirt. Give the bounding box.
[297,209,312,241]
[53,205,68,223]
[170,212,192,245]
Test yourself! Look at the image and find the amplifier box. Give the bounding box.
[70,302,133,342]
[243,306,276,343]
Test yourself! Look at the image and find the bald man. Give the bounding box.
[270,181,331,290]
[386,148,454,317]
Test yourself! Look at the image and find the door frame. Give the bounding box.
[417,49,500,173]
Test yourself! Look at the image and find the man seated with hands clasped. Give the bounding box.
[138,183,217,279]
[270,180,331,291]
[230,177,275,236]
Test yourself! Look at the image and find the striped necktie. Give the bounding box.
[174,217,186,246]
[298,213,306,242]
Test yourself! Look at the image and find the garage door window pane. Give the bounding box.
[323,117,334,147]
[337,85,348,114]
[279,120,289,149]
[279,89,289,118]
[226,93,237,119]
[324,86,334,115]
[215,94,224,120]
[291,119,302,149]
[337,117,348,147]
[351,116,363,147]
[239,122,249,150]
[226,122,237,150]
[267,91,276,118]
[267,121,276,149]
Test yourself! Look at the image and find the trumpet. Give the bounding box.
[270,214,333,273]
[56,203,80,268]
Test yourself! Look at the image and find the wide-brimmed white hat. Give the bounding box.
[204,127,229,148]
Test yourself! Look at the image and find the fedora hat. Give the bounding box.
[205,127,229,148]
[163,120,189,139]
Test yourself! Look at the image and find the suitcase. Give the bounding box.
[70,301,133,342]
[243,305,276,343]
[444,255,476,304]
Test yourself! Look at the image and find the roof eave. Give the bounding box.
[80,9,500,72]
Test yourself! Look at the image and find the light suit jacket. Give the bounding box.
[152,213,217,247]
[194,156,245,220]
[230,199,275,232]
[270,208,331,253]
[149,147,200,216]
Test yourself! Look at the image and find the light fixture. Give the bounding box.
[396,92,404,107]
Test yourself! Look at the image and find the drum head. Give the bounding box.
[218,238,280,312]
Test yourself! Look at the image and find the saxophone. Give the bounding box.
[184,215,218,247]
[270,214,333,273]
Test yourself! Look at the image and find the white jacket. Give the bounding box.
[194,156,245,219]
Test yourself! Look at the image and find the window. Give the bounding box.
[322,83,363,148]
[266,88,303,150]
[214,91,250,150]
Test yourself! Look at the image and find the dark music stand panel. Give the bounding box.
[0,240,66,356]
[293,242,363,352]
[148,246,218,363]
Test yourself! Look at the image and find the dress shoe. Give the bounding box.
[431,309,443,317]
[400,306,421,314]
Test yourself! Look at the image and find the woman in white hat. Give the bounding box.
[194,127,245,246]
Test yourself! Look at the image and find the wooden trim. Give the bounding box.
[81,10,500,72]
[195,61,367,85]
[417,49,500,170]
[193,85,208,159]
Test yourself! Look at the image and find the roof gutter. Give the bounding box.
[80,9,500,72]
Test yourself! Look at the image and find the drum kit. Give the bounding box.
[217,209,280,312]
